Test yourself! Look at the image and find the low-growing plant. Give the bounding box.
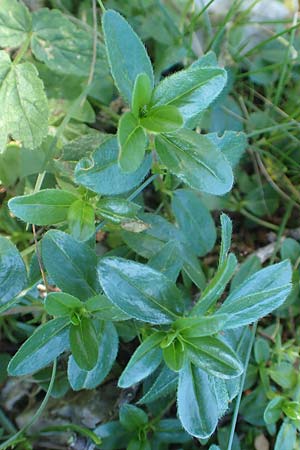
[0,1,296,449]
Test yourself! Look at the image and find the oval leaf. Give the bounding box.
[117,112,147,173]
[69,318,99,371]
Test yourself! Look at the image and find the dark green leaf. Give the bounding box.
[41,230,99,300]
[148,240,183,282]
[178,362,218,438]
[138,365,178,404]
[68,321,118,390]
[118,332,164,388]
[118,111,147,173]
[156,130,233,195]
[163,339,185,372]
[75,137,151,196]
[97,198,141,223]
[230,255,261,293]
[8,318,70,376]
[219,213,232,266]
[218,261,292,329]
[98,257,183,324]
[69,317,99,371]
[45,292,83,317]
[68,199,95,242]
[184,336,243,378]
[85,294,130,321]
[102,9,154,104]
[151,61,226,125]
[0,236,27,306]
[9,189,78,225]
[172,189,216,256]
[120,404,148,431]
[140,105,183,133]
[175,314,229,338]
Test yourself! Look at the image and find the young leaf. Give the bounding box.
[155,130,233,195]
[217,261,292,329]
[0,0,32,48]
[118,332,164,388]
[138,365,178,404]
[8,318,70,376]
[178,362,218,439]
[85,294,130,321]
[69,318,99,371]
[162,339,185,372]
[31,8,104,77]
[68,199,95,242]
[119,404,148,431]
[45,292,83,317]
[132,73,152,118]
[41,230,99,300]
[151,62,227,125]
[140,105,183,133]
[75,136,152,196]
[172,189,216,256]
[0,236,27,306]
[174,314,229,338]
[219,213,232,266]
[98,257,183,324]
[68,321,118,390]
[102,9,154,104]
[0,51,48,152]
[264,397,285,424]
[118,112,147,173]
[184,336,243,379]
[192,253,237,315]
[8,189,78,225]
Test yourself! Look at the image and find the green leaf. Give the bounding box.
[162,339,185,372]
[45,292,83,317]
[132,73,152,118]
[172,189,216,256]
[98,257,183,324]
[117,112,147,173]
[174,314,229,338]
[230,254,261,293]
[264,397,284,424]
[69,317,99,371]
[219,213,232,267]
[282,401,300,421]
[75,136,151,196]
[151,61,227,125]
[127,439,151,450]
[97,198,141,224]
[138,365,178,404]
[31,8,105,77]
[0,0,31,48]
[68,199,95,242]
[68,321,118,390]
[140,105,183,133]
[206,131,247,169]
[274,421,297,450]
[0,51,48,152]
[85,294,130,321]
[178,362,218,439]
[254,338,270,364]
[155,129,233,195]
[148,240,183,282]
[154,419,190,444]
[9,189,78,225]
[281,238,300,265]
[118,332,164,388]
[41,230,99,300]
[192,253,237,315]
[0,236,27,306]
[102,9,154,104]
[184,336,243,379]
[120,404,148,431]
[8,318,70,376]
[217,261,292,329]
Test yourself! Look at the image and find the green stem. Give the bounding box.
[13,33,32,65]
[0,360,57,450]
[240,208,279,231]
[98,0,106,13]
[227,323,257,450]
[270,200,294,264]
[0,408,17,434]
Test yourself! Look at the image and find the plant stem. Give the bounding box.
[240,208,279,231]
[227,323,257,450]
